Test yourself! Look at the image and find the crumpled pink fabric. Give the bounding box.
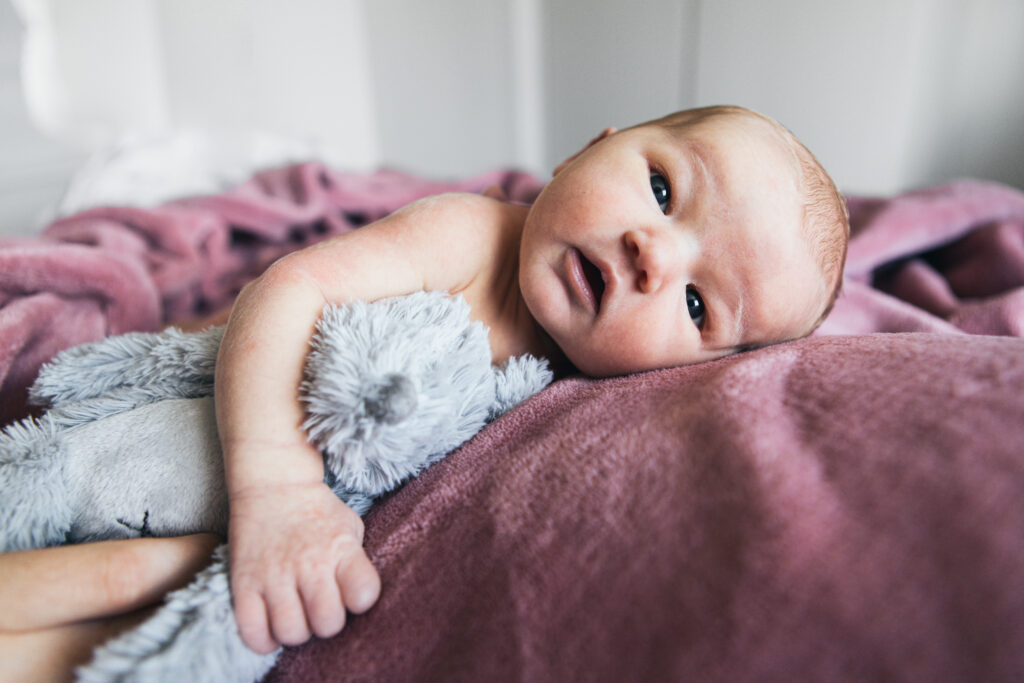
[0,164,543,423]
[819,179,1024,336]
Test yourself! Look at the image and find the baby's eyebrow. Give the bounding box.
[687,142,714,198]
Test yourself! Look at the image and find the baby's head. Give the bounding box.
[519,104,849,376]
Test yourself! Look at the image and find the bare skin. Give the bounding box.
[0,534,219,682]
[219,113,827,655]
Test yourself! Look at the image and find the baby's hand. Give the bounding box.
[228,482,381,654]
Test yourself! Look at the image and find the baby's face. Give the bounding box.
[519,114,827,376]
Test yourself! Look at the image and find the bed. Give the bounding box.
[2,162,1023,681]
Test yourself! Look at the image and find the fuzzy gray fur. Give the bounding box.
[0,291,552,682]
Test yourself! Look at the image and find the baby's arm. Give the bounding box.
[217,194,504,654]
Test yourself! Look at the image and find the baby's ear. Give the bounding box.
[552,127,618,176]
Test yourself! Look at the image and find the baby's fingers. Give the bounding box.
[300,577,345,639]
[265,584,312,647]
[338,549,381,614]
[233,590,277,655]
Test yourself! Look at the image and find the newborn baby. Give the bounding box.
[215,104,850,653]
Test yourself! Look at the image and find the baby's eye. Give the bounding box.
[686,286,706,329]
[650,173,671,213]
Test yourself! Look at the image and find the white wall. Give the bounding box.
[2,0,1023,235]
[695,0,931,194]
[12,0,378,166]
[903,0,1024,192]
[360,0,1024,195]
[155,0,378,168]
[694,0,1024,195]
[0,0,84,233]
[362,0,518,177]
[541,0,701,172]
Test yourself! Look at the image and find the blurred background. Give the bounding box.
[1,0,1022,236]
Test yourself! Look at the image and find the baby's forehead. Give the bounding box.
[682,121,803,220]
[666,113,800,167]
[657,108,790,141]
[659,115,801,186]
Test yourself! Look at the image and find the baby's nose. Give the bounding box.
[623,228,691,293]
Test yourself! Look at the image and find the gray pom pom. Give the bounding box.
[364,374,417,424]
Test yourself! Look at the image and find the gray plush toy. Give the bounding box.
[0,291,552,682]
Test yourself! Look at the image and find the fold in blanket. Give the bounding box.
[819,179,1024,336]
[0,165,543,423]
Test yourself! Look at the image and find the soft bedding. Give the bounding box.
[822,180,1024,337]
[0,164,543,423]
[2,166,1023,681]
[271,332,1024,682]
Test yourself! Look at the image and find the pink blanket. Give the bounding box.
[2,168,1024,680]
[271,332,1024,682]
[0,165,543,423]
[821,179,1024,336]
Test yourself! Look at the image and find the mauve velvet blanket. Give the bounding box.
[2,167,1023,681]
[0,165,543,423]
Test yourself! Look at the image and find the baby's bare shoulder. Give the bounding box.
[392,192,527,235]
[387,192,527,280]
[270,192,526,302]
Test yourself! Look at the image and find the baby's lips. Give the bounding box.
[564,247,599,314]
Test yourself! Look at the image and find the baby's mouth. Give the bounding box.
[579,252,606,312]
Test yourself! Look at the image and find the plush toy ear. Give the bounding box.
[28,326,222,414]
[490,355,553,420]
[552,127,618,177]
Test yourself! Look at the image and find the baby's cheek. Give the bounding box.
[576,334,655,377]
